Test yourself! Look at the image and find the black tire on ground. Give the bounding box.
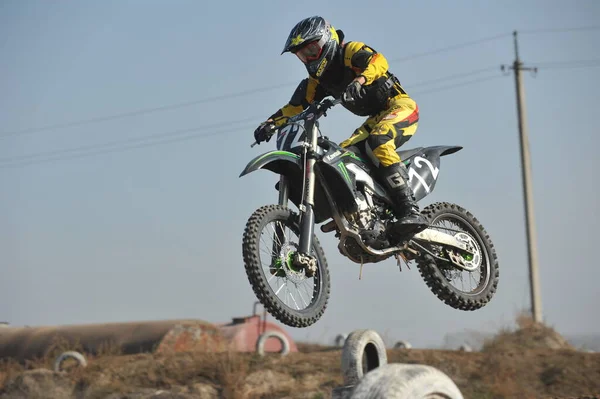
[242,204,331,328]
[415,202,499,311]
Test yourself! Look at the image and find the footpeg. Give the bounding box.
[320,219,337,233]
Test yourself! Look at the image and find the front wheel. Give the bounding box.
[415,202,499,311]
[242,204,330,328]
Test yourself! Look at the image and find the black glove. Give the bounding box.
[254,122,275,144]
[343,80,363,103]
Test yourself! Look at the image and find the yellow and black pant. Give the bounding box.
[340,94,419,167]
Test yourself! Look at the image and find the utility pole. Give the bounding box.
[502,31,542,323]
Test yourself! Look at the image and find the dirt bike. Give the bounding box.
[240,96,499,328]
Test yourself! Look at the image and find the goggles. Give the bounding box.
[294,36,327,63]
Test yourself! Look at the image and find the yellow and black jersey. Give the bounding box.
[270,41,409,125]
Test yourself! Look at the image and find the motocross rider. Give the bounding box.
[253,16,428,234]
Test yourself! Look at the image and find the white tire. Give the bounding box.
[458,344,472,352]
[331,385,355,399]
[256,330,290,356]
[335,333,348,347]
[341,329,387,386]
[54,351,87,372]
[393,340,412,349]
[350,363,464,399]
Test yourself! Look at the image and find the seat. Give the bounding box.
[343,145,423,164]
[397,147,424,162]
[343,145,363,157]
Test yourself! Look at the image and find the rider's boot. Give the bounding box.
[376,162,429,236]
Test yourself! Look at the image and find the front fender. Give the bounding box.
[239,150,302,177]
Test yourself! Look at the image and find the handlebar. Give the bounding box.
[250,96,341,147]
[250,123,277,147]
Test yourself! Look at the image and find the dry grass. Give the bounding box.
[482,311,575,353]
[2,346,599,399]
[385,313,599,399]
[1,314,599,398]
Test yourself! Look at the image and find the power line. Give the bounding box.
[0,34,515,139]
[0,82,297,138]
[2,59,595,169]
[388,33,512,63]
[0,123,256,169]
[407,66,498,88]
[1,67,501,167]
[2,27,597,139]
[0,117,258,164]
[534,59,600,70]
[520,26,600,34]
[543,63,600,70]
[0,65,502,141]
[1,75,506,169]
[532,58,600,66]
[411,74,503,96]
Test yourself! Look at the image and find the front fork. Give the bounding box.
[297,155,316,256]
[278,174,290,207]
[270,175,290,270]
[272,149,318,276]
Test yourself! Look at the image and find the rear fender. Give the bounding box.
[406,145,462,202]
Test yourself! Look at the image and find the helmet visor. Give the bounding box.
[294,36,327,63]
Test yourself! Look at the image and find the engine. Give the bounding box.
[344,188,391,250]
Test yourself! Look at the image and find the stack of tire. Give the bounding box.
[332,329,464,399]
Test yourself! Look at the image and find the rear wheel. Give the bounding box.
[415,202,499,311]
[242,205,330,327]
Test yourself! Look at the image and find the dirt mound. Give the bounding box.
[1,318,598,399]
[0,369,75,399]
[482,315,575,353]
[1,346,599,399]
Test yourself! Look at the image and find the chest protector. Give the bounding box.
[316,45,403,117]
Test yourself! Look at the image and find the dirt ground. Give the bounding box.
[0,319,599,399]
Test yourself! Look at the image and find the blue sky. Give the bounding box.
[1,0,599,348]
